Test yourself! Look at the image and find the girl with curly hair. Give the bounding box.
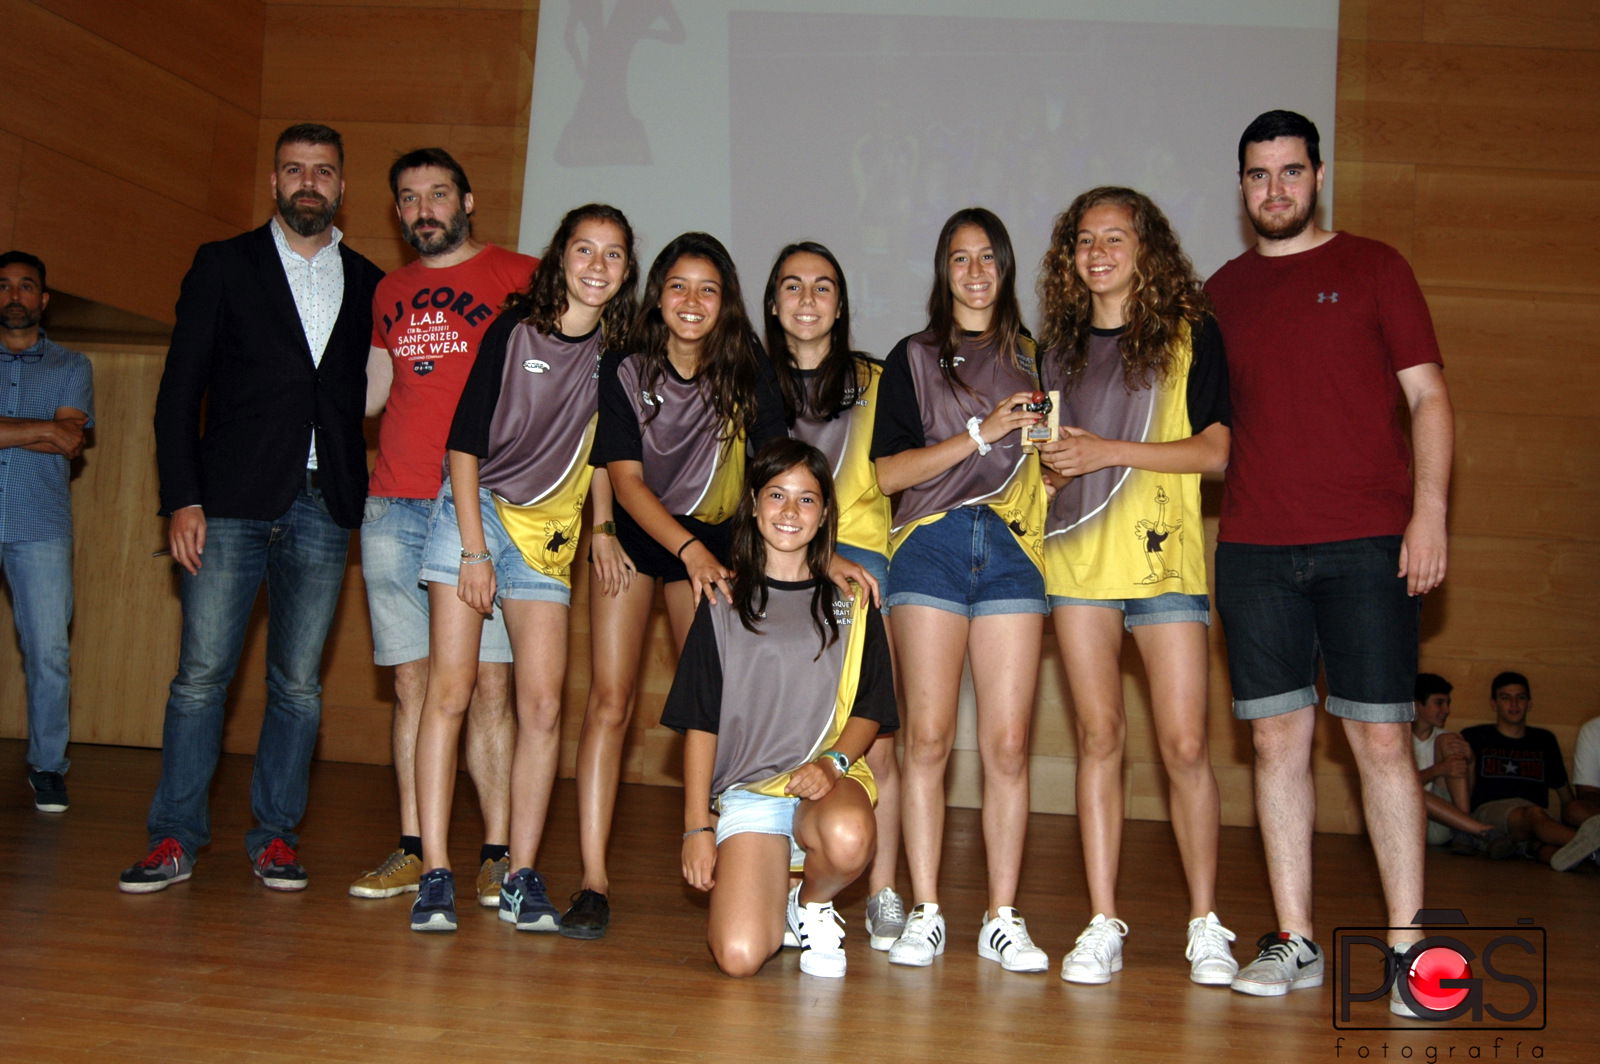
[1035,187,1236,986]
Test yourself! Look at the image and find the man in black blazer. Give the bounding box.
[119,123,384,894]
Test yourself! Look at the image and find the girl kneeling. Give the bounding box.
[662,439,898,978]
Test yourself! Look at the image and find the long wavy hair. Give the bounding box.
[729,438,840,655]
[516,203,639,346]
[630,232,764,441]
[761,241,869,422]
[1037,187,1209,391]
[925,207,1027,394]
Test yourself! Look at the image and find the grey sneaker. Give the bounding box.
[27,770,68,813]
[118,837,194,894]
[864,887,906,951]
[1231,931,1324,996]
[1551,814,1600,872]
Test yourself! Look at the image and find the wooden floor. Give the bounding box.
[1,741,1594,1063]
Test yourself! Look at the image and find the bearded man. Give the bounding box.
[121,123,383,895]
[1204,110,1455,1008]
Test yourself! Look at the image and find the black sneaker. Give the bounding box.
[28,770,68,813]
[411,868,457,932]
[559,889,610,940]
[253,837,308,891]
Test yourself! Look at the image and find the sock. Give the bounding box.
[480,843,509,864]
[399,835,422,858]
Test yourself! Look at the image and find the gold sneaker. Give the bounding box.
[476,857,510,908]
[348,849,421,899]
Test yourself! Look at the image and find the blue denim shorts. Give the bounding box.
[362,496,512,665]
[1215,536,1418,723]
[714,787,805,869]
[836,542,890,608]
[1049,591,1211,630]
[886,507,1046,618]
[420,485,571,606]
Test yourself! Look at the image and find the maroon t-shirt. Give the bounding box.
[1206,233,1441,545]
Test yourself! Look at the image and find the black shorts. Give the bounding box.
[614,506,732,583]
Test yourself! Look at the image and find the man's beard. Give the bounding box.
[1249,185,1317,242]
[1,302,40,332]
[403,210,470,256]
[277,188,341,237]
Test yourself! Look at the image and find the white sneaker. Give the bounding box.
[978,907,1049,972]
[1061,913,1129,984]
[888,903,946,967]
[864,887,907,951]
[1185,912,1239,986]
[789,890,847,979]
[782,883,801,948]
[1230,931,1324,996]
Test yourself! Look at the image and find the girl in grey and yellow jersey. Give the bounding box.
[761,241,906,950]
[570,233,787,938]
[664,439,897,979]
[869,208,1050,973]
[410,204,639,934]
[1035,187,1235,987]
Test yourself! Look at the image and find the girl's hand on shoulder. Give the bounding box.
[785,759,838,802]
[457,559,497,616]
[682,830,717,892]
[684,541,732,606]
[1042,425,1111,477]
[979,391,1045,446]
[590,533,636,597]
[825,553,880,608]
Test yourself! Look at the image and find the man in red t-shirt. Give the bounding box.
[1205,111,1455,1006]
[351,148,537,906]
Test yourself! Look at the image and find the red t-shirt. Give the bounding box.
[1206,233,1441,545]
[369,244,538,498]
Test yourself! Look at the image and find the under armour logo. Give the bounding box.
[1317,291,1340,303]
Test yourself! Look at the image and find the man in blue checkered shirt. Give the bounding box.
[0,250,94,814]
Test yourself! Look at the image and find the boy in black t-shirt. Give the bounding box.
[1460,671,1600,871]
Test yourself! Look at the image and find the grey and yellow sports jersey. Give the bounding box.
[870,331,1046,569]
[661,579,897,801]
[447,311,603,584]
[790,358,891,556]
[591,350,786,524]
[1040,317,1230,600]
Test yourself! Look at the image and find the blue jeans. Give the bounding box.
[146,489,350,857]
[1,536,74,774]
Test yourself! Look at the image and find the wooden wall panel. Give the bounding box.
[11,144,238,325]
[0,131,20,248]
[1421,0,1600,50]
[1428,292,1600,418]
[34,0,266,112]
[259,7,530,128]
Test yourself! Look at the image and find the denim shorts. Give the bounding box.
[1049,591,1211,631]
[836,542,890,607]
[362,496,511,665]
[1215,536,1418,723]
[714,787,805,869]
[886,507,1046,618]
[419,485,571,605]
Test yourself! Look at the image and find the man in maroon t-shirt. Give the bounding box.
[1205,111,1455,1006]
[351,148,536,905]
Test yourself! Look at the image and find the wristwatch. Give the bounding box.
[593,521,617,536]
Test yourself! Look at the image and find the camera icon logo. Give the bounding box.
[1332,909,1545,1030]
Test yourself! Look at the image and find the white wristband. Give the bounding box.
[966,416,991,456]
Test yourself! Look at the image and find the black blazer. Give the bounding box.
[154,222,383,529]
